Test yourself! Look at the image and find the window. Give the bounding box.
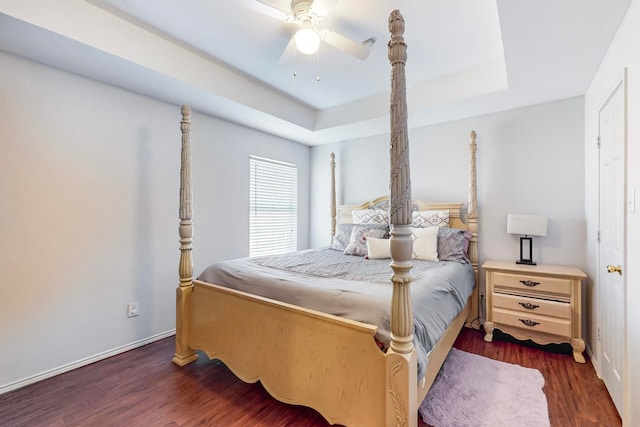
[249,156,297,257]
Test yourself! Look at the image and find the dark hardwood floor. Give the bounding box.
[0,327,620,427]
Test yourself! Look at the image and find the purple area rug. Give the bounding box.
[419,348,550,427]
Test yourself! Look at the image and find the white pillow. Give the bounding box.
[366,237,391,259]
[411,210,449,228]
[410,227,439,261]
[343,226,387,257]
[352,209,390,225]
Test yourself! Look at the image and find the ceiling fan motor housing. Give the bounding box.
[292,0,318,26]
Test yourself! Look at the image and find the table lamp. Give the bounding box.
[507,214,547,265]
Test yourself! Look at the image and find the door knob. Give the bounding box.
[607,265,622,275]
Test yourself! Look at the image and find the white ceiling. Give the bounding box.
[0,0,631,145]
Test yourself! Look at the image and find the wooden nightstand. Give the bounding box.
[482,260,587,363]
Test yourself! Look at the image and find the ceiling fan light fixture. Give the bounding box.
[294,21,319,55]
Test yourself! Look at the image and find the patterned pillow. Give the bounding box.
[410,227,439,261]
[438,228,472,263]
[330,223,355,251]
[352,209,390,225]
[343,226,387,257]
[411,210,449,228]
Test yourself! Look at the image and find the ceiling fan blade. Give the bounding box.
[319,28,371,60]
[310,0,339,19]
[256,0,293,19]
[277,36,297,64]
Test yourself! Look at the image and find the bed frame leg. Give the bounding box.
[173,284,198,366]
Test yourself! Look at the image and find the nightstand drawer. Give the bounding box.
[491,271,571,297]
[493,308,571,337]
[492,293,571,319]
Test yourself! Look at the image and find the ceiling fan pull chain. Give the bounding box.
[293,48,297,77]
[316,46,320,82]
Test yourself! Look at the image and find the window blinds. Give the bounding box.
[249,156,297,257]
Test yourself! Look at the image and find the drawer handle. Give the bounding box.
[519,302,540,310]
[519,280,540,287]
[519,319,540,327]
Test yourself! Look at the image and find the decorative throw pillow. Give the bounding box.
[365,237,391,259]
[438,228,472,263]
[330,223,355,251]
[352,209,390,225]
[343,226,387,257]
[411,210,449,228]
[410,226,439,261]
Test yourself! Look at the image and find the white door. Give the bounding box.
[598,76,626,417]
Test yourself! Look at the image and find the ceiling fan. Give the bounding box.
[256,0,374,62]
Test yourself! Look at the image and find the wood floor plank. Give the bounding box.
[0,327,620,426]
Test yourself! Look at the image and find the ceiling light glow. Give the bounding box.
[294,19,320,55]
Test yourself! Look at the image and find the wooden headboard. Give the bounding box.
[337,198,467,230]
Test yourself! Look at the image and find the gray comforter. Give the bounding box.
[197,248,475,379]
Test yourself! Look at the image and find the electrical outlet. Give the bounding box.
[127,302,139,318]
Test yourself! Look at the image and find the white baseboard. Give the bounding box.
[0,329,176,395]
[586,342,601,378]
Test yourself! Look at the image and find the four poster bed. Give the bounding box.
[173,10,479,427]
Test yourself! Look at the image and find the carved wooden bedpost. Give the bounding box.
[466,130,480,328]
[467,131,478,261]
[330,152,336,241]
[173,105,198,366]
[386,10,417,427]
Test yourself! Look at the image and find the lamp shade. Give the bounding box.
[507,214,547,237]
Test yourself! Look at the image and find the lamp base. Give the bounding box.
[516,236,536,265]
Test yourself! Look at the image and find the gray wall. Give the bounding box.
[311,96,586,299]
[0,51,310,391]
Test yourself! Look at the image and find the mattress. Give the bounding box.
[197,247,475,379]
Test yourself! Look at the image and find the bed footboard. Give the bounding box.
[184,279,472,427]
[190,280,390,427]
